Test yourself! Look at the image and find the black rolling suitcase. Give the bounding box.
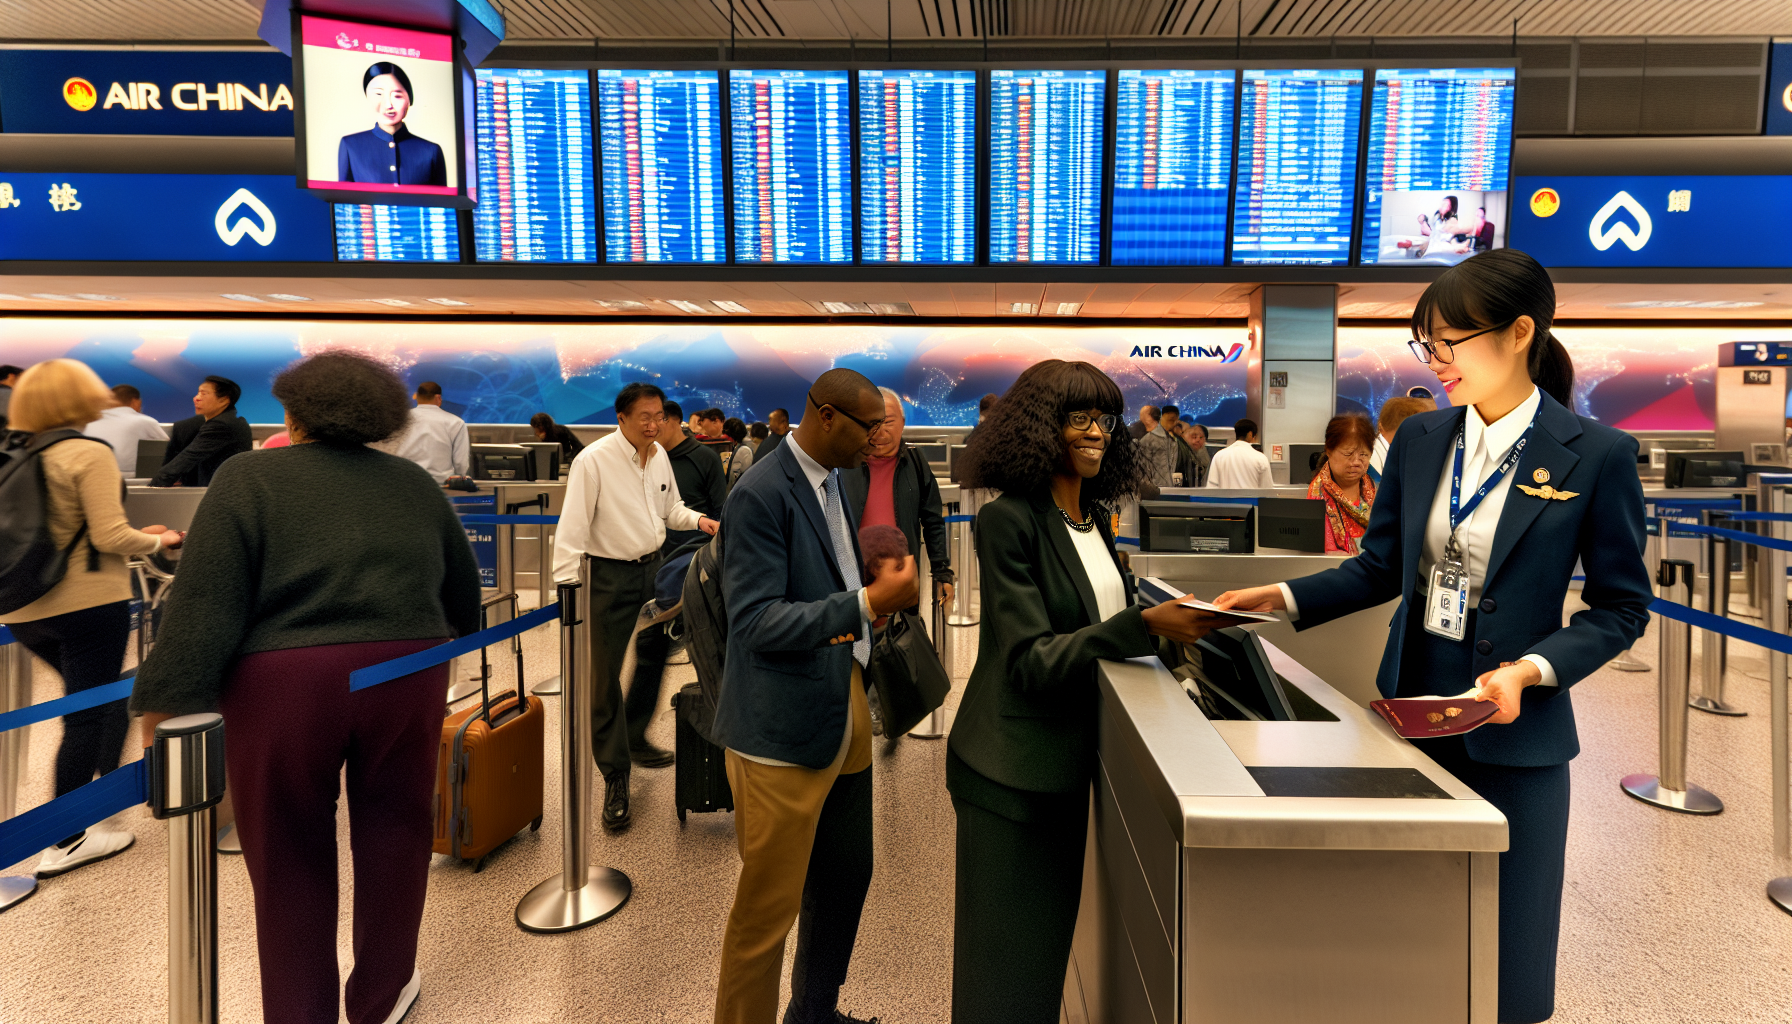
[671,683,733,822]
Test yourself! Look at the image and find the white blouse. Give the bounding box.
[1066,520,1127,622]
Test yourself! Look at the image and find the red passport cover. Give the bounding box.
[1370,696,1499,739]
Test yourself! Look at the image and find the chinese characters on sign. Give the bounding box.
[0,183,20,208]
[1667,189,1691,212]
[48,183,81,211]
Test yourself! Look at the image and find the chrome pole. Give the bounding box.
[947,504,978,628]
[533,524,563,697]
[517,568,631,932]
[1691,510,1744,715]
[0,636,37,912]
[907,597,951,739]
[1622,559,1722,814]
[1766,486,1792,913]
[151,713,225,1024]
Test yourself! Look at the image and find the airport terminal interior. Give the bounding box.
[6,2,1792,1022]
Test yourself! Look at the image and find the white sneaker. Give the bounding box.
[380,968,421,1024]
[35,830,135,878]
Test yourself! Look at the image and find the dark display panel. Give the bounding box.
[729,69,853,264]
[474,68,596,263]
[1230,68,1364,266]
[597,69,726,263]
[1359,67,1515,266]
[988,69,1106,264]
[857,69,977,264]
[1111,69,1235,266]
[333,203,460,262]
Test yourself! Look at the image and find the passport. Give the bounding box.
[1370,693,1499,739]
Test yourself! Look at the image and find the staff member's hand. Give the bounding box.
[1211,585,1287,613]
[867,555,919,617]
[698,516,720,535]
[1473,660,1542,724]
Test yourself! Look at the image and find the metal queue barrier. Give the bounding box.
[152,714,226,1024]
[1690,508,1744,715]
[0,630,35,912]
[908,501,977,739]
[1759,481,1792,915]
[1621,559,1724,815]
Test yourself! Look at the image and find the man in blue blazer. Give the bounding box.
[711,368,918,1024]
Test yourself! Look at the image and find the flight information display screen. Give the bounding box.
[333,203,460,262]
[474,68,596,263]
[1111,69,1235,266]
[597,69,726,263]
[1230,68,1364,266]
[988,69,1106,264]
[1360,67,1515,266]
[729,68,853,264]
[857,69,976,264]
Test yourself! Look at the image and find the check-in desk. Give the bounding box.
[1068,646,1506,1024]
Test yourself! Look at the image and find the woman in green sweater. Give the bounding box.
[132,353,481,1024]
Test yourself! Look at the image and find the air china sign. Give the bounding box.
[1127,342,1245,362]
[0,49,294,136]
[1510,175,1792,268]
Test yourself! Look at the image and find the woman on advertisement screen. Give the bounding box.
[337,62,446,187]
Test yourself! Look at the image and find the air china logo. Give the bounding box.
[62,77,98,111]
[1588,191,1653,252]
[214,189,276,247]
[1128,343,1244,363]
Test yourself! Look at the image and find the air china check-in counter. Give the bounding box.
[1069,581,1506,1024]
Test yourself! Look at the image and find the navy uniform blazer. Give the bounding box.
[1286,390,1651,767]
[710,440,869,769]
[337,124,446,186]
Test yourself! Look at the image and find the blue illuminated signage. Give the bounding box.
[0,173,333,261]
[1769,43,1792,136]
[1111,69,1234,266]
[857,69,977,264]
[729,69,853,264]
[1510,175,1792,267]
[0,49,293,136]
[988,69,1107,264]
[1230,68,1364,266]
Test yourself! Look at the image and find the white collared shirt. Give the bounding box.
[1208,438,1276,489]
[84,406,168,474]
[552,429,704,583]
[1370,432,1391,477]
[394,403,470,484]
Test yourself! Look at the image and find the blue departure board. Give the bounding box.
[729,69,852,264]
[473,68,596,263]
[1230,68,1364,266]
[1112,69,1235,266]
[333,203,460,262]
[857,69,976,264]
[1360,67,1516,266]
[598,69,725,263]
[988,69,1106,264]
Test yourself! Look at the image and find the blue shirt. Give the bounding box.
[337,124,446,186]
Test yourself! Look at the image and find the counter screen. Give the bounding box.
[474,68,596,263]
[333,203,460,261]
[598,69,725,263]
[1230,68,1363,266]
[988,69,1106,264]
[857,69,977,264]
[729,69,853,264]
[1112,69,1234,266]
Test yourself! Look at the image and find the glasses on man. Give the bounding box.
[1066,412,1117,434]
[806,390,883,435]
[1408,319,1515,365]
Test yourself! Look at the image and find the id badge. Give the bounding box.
[1424,558,1469,641]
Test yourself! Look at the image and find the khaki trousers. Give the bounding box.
[714,666,873,1024]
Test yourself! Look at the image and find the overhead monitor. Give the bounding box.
[333,203,461,261]
[1230,68,1364,266]
[988,69,1106,264]
[857,69,977,264]
[1359,67,1515,266]
[294,13,474,208]
[728,68,853,264]
[597,69,726,264]
[1111,68,1235,266]
[474,68,596,263]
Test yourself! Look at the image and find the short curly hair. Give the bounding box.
[957,360,1145,504]
[271,352,410,446]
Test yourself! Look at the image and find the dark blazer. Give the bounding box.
[1285,390,1651,767]
[154,409,252,487]
[839,443,954,585]
[663,435,727,555]
[337,124,447,186]
[758,430,788,461]
[946,493,1153,795]
[711,440,868,769]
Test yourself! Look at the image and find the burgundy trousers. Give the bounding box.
[220,638,447,1024]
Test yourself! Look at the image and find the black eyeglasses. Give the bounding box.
[1408,319,1515,366]
[807,390,883,434]
[1066,412,1117,434]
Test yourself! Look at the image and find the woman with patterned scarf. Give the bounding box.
[1309,414,1379,555]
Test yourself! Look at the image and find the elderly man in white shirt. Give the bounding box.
[1207,416,1277,489]
[394,381,470,484]
[84,384,168,475]
[553,382,718,832]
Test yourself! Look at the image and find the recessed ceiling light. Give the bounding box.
[221,293,265,303]
[0,293,25,301]
[1606,299,1764,309]
[667,300,708,314]
[1006,302,1039,314]
[266,293,312,302]
[1052,302,1083,315]
[29,293,73,301]
[73,293,120,301]
[816,301,872,314]
[869,302,914,315]
[369,298,413,306]
[596,299,648,311]
[426,297,470,306]
[712,300,750,314]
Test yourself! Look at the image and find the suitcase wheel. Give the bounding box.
[530,815,542,832]
[473,855,487,873]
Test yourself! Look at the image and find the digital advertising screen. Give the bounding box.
[1230,68,1364,266]
[296,14,467,205]
[333,202,461,261]
[857,69,977,264]
[1509,175,1792,268]
[473,68,595,263]
[988,69,1106,264]
[1111,68,1235,266]
[597,69,726,264]
[1360,67,1514,266]
[729,68,853,264]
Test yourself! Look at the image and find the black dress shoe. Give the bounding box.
[602,773,631,832]
[630,743,675,769]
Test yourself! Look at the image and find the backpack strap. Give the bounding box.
[12,431,105,572]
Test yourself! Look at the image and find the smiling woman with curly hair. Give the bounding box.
[945,359,1240,1023]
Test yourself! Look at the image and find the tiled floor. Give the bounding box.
[1,599,1789,1023]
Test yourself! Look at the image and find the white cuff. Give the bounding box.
[1520,653,1558,687]
[1276,582,1300,621]
[857,588,874,633]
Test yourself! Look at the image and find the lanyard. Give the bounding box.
[1448,407,1539,536]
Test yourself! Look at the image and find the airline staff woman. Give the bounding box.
[1216,249,1652,1024]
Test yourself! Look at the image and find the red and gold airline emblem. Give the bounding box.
[1529,188,1561,218]
[62,77,98,111]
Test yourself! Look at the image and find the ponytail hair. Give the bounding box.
[1411,248,1574,409]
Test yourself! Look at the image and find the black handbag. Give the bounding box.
[865,608,951,737]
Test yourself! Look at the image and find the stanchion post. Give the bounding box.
[1690,510,1744,715]
[1622,559,1722,815]
[1766,486,1792,914]
[517,569,631,932]
[907,598,951,739]
[0,637,37,912]
[533,515,563,697]
[947,505,977,628]
[151,713,225,1024]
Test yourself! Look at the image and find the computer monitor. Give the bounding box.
[470,444,533,481]
[518,442,561,482]
[1256,497,1326,553]
[1139,501,1254,553]
[911,442,948,466]
[134,439,168,478]
[1665,451,1744,488]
